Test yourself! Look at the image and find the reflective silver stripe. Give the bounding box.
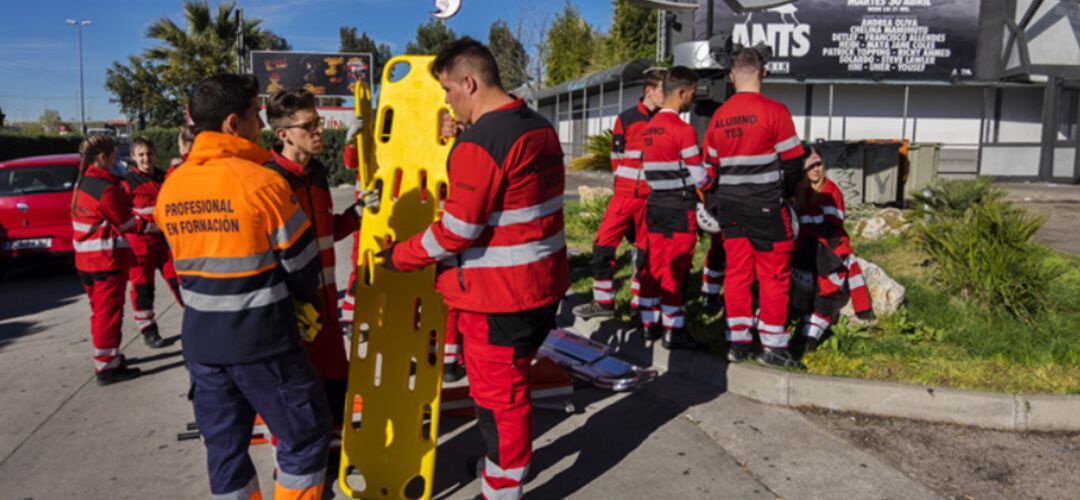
[317,235,335,251]
[277,468,326,490]
[133,310,154,320]
[593,289,614,301]
[686,164,709,187]
[72,238,129,253]
[707,146,719,158]
[719,153,778,167]
[639,309,660,324]
[661,305,682,315]
[647,178,688,190]
[809,314,830,329]
[643,161,682,172]
[444,344,460,354]
[271,209,308,247]
[211,476,260,500]
[117,217,137,232]
[727,316,754,328]
[280,240,319,272]
[72,220,106,233]
[322,266,336,286]
[145,222,161,233]
[800,215,824,225]
[630,280,640,291]
[174,251,277,274]
[827,272,846,287]
[718,170,781,185]
[133,207,155,215]
[701,283,721,294]
[662,313,685,329]
[848,274,866,288]
[452,230,565,269]
[757,321,787,334]
[704,268,724,278]
[680,145,700,159]
[614,166,642,180]
[93,347,118,357]
[821,205,845,220]
[482,480,523,500]
[489,195,563,226]
[592,279,613,290]
[485,459,529,481]
[727,328,754,342]
[774,135,801,153]
[804,323,826,340]
[441,211,485,240]
[760,332,790,348]
[623,149,643,159]
[635,296,659,308]
[181,282,289,312]
[610,152,624,160]
[421,227,453,261]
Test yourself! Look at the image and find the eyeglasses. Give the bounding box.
[280,116,323,133]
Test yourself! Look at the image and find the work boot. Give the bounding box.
[442,362,466,384]
[572,301,615,319]
[642,323,664,342]
[727,342,753,363]
[662,328,702,350]
[757,347,806,369]
[802,336,821,355]
[96,365,142,386]
[702,294,723,316]
[142,325,167,349]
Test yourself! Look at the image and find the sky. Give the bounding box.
[0,0,612,124]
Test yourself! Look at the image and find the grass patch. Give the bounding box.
[563,199,1080,394]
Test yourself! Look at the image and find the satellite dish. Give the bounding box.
[433,0,461,19]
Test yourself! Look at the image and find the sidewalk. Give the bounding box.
[1000,181,1080,256]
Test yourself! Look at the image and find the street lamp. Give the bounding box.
[66,19,92,135]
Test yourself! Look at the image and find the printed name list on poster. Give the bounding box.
[822,0,961,75]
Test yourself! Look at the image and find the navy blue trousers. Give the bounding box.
[187,348,332,496]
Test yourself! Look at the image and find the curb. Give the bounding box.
[574,321,1080,432]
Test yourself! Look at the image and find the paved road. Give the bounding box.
[0,186,949,499]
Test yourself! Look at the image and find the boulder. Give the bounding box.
[857,216,890,239]
[840,257,906,323]
[578,186,613,204]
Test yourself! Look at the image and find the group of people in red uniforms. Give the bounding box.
[573,48,873,368]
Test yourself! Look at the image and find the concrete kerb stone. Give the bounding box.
[626,340,1080,432]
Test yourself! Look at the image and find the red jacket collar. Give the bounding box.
[271,151,309,178]
[637,99,656,117]
[84,163,117,182]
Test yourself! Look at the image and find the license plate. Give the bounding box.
[2,238,52,250]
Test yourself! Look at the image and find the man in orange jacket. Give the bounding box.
[264,88,379,451]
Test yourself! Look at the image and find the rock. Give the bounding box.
[858,216,890,240]
[578,185,613,204]
[841,257,906,323]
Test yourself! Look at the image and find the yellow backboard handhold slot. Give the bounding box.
[340,55,451,500]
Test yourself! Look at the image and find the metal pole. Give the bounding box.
[827,84,835,141]
[657,10,666,62]
[901,85,910,141]
[236,8,245,73]
[67,19,91,135]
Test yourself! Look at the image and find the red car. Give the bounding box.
[0,153,81,262]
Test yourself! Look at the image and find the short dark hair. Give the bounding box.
[731,47,765,74]
[643,67,667,90]
[189,73,260,134]
[266,89,317,129]
[432,36,502,88]
[662,66,699,93]
[130,137,155,152]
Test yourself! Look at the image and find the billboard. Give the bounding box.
[694,0,981,80]
[250,51,373,97]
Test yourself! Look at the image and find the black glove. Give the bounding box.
[376,245,398,271]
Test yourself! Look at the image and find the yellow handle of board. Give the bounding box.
[351,80,376,190]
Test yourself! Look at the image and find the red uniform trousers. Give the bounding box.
[637,206,696,330]
[723,235,795,349]
[701,235,726,297]
[591,193,647,306]
[455,303,557,500]
[80,271,128,373]
[128,236,182,334]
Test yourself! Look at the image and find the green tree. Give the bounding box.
[544,2,596,86]
[39,109,62,134]
[405,19,456,55]
[339,26,394,86]
[595,0,657,68]
[488,20,529,90]
[105,55,182,129]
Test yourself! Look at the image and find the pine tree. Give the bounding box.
[488,20,529,90]
[597,0,657,68]
[339,27,394,86]
[544,2,596,87]
[405,19,457,55]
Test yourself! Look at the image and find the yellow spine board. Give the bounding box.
[340,55,452,500]
[351,81,377,188]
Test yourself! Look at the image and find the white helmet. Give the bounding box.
[696,202,721,234]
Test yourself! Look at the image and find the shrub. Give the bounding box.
[568,130,612,172]
[0,132,83,162]
[916,196,1057,322]
[909,177,1004,221]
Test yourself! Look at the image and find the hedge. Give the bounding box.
[0,133,83,162]
[136,127,354,187]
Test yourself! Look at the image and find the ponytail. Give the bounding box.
[71,135,117,212]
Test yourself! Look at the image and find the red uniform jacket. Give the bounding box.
[391,99,570,314]
[642,109,708,207]
[265,152,360,336]
[704,92,805,241]
[71,164,138,272]
[120,168,168,257]
[795,178,872,315]
[611,100,654,199]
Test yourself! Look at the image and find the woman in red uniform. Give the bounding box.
[793,147,873,353]
[71,135,143,385]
